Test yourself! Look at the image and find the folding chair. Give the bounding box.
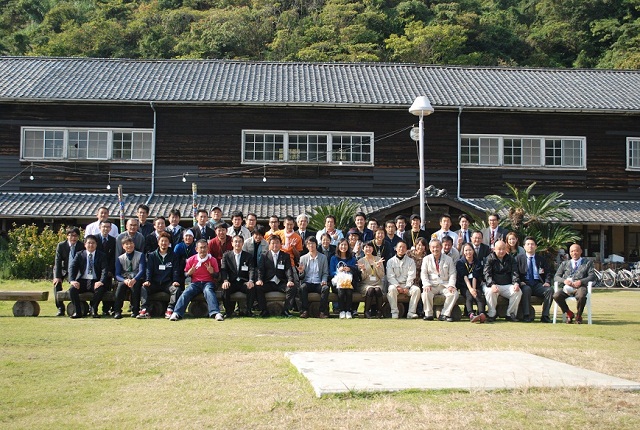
[552,281,593,324]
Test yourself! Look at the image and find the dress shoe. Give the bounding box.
[56,309,65,317]
[565,310,575,324]
[364,311,372,319]
[318,312,328,319]
[540,316,551,323]
[487,316,496,322]
[523,315,534,323]
[70,312,83,319]
[505,313,518,322]
[575,315,583,324]
[90,308,101,318]
[260,310,270,318]
[114,312,123,320]
[299,311,309,319]
[423,315,434,321]
[281,310,292,318]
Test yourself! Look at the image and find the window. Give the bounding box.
[242,130,374,165]
[21,127,153,162]
[461,134,585,169]
[627,138,640,170]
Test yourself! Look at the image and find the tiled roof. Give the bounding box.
[0,192,409,221]
[464,198,640,225]
[1,57,639,112]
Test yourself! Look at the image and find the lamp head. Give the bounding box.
[409,96,434,117]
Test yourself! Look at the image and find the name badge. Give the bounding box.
[370,275,377,281]
[241,264,249,272]
[159,264,166,271]
[468,274,473,279]
[277,263,285,270]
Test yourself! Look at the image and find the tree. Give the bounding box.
[485,182,580,258]
[385,21,467,63]
[309,200,359,233]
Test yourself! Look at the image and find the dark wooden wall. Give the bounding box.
[1,102,639,200]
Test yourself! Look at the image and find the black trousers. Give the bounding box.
[460,287,487,316]
[521,280,553,317]
[554,285,588,316]
[223,280,257,314]
[68,279,107,315]
[140,282,182,311]
[53,279,65,311]
[257,280,296,312]
[114,280,142,315]
[337,288,353,312]
[299,282,330,313]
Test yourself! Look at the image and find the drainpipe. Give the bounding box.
[145,101,157,205]
[454,106,486,213]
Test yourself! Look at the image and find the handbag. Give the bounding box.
[331,261,353,289]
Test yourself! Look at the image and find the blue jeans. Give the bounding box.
[173,281,221,317]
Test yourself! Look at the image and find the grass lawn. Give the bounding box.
[1,280,639,429]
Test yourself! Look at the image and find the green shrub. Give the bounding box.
[7,224,67,280]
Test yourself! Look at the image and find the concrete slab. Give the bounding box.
[287,351,640,397]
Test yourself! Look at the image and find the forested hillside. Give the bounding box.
[1,0,639,68]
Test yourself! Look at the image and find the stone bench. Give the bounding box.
[0,291,49,316]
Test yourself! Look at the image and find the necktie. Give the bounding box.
[201,227,206,238]
[527,256,534,281]
[102,236,107,246]
[69,245,76,261]
[490,231,495,246]
[88,253,94,276]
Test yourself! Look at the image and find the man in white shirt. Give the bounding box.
[442,235,460,262]
[432,213,458,245]
[386,241,420,319]
[455,213,472,251]
[421,239,458,322]
[85,206,119,238]
[315,215,344,245]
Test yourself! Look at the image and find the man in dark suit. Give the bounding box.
[298,236,330,319]
[68,235,108,318]
[52,226,84,316]
[96,219,117,315]
[145,216,173,254]
[516,236,554,322]
[403,214,429,249]
[296,213,316,256]
[554,243,595,324]
[455,213,473,251]
[481,212,509,250]
[220,235,256,317]
[470,231,491,264]
[255,235,295,317]
[193,209,216,241]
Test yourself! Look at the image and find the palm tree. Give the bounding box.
[309,200,360,233]
[485,182,572,231]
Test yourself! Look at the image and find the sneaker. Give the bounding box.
[164,309,173,319]
[169,312,180,321]
[479,313,487,323]
[391,312,399,319]
[136,309,150,319]
[407,312,419,319]
[565,310,575,324]
[345,311,352,319]
[339,311,346,319]
[214,313,224,321]
[505,313,519,322]
[470,313,483,323]
[575,314,583,324]
[114,312,123,320]
[351,311,358,318]
[318,312,329,319]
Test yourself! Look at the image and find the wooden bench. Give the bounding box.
[305,291,544,320]
[0,291,49,317]
[56,290,247,318]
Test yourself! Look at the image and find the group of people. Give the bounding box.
[53,205,593,323]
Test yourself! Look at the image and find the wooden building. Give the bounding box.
[1,57,640,259]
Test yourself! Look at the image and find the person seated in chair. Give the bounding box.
[421,239,458,322]
[516,236,553,323]
[113,237,146,319]
[255,235,296,317]
[387,241,421,319]
[553,243,595,324]
[483,240,521,322]
[138,232,181,319]
[298,236,330,319]
[53,226,84,316]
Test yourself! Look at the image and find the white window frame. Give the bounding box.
[241,130,374,166]
[461,134,586,170]
[627,137,640,170]
[20,127,154,162]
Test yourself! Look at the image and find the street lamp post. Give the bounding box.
[409,96,434,227]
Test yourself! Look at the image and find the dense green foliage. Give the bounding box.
[6,224,67,279]
[1,0,638,68]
